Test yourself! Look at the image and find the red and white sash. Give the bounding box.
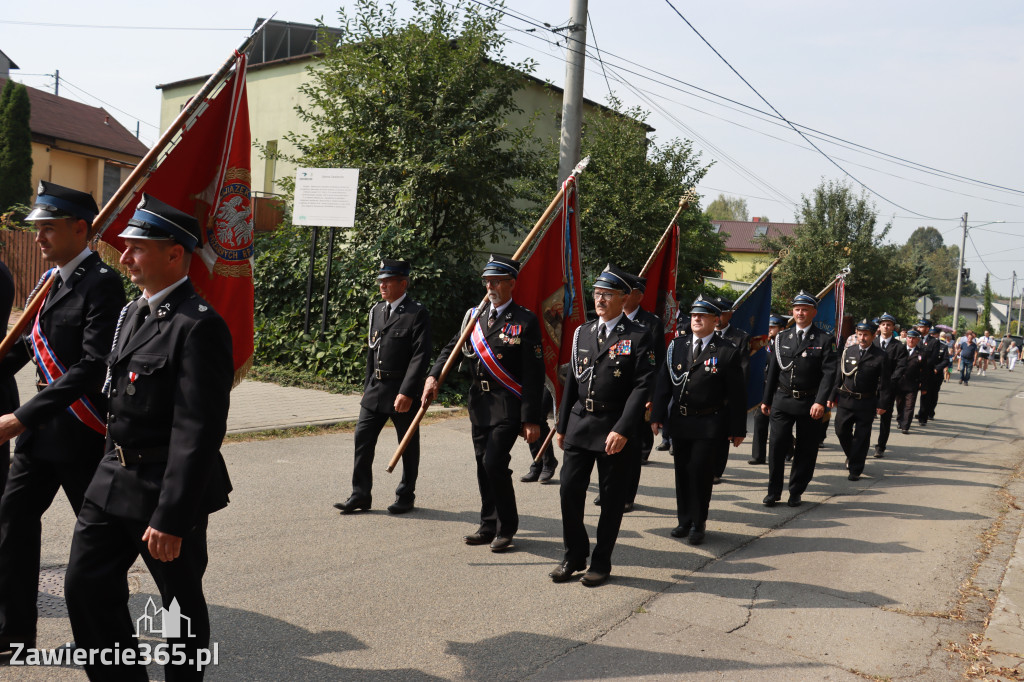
[29,270,106,435]
[469,308,522,398]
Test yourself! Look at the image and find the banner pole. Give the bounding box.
[386,156,591,473]
[639,189,696,277]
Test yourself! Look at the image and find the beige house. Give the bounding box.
[157,18,632,206]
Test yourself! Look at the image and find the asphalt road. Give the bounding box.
[12,368,1024,680]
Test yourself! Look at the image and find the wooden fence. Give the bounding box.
[0,230,46,308]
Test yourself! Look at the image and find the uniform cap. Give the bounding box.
[593,264,632,293]
[689,295,721,316]
[627,273,647,294]
[855,318,877,332]
[118,194,200,252]
[791,290,817,308]
[906,329,922,338]
[712,296,734,312]
[481,254,520,278]
[377,259,410,280]
[25,181,98,223]
[768,315,785,327]
[916,318,932,328]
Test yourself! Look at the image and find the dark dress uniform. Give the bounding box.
[0,183,124,655]
[916,325,946,424]
[872,332,907,455]
[762,319,838,505]
[750,318,785,464]
[430,298,544,544]
[556,313,654,577]
[712,322,749,479]
[830,336,892,479]
[64,195,233,682]
[347,278,431,511]
[896,336,927,432]
[623,305,664,506]
[652,329,745,541]
[0,259,17,494]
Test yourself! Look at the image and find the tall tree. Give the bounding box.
[571,95,725,303]
[0,81,33,210]
[759,179,914,321]
[983,274,993,331]
[900,226,975,296]
[253,0,545,381]
[705,193,749,222]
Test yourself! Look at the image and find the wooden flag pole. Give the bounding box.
[532,427,556,463]
[729,256,782,312]
[0,273,55,363]
[639,189,696,277]
[91,16,274,241]
[386,157,591,473]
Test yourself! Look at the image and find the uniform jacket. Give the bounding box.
[556,315,656,452]
[651,331,747,440]
[897,344,928,393]
[431,300,545,427]
[919,335,948,389]
[720,323,750,383]
[361,297,431,413]
[829,343,893,412]
[84,280,233,536]
[762,324,838,411]
[0,261,18,425]
[0,252,125,461]
[628,306,666,398]
[873,335,907,385]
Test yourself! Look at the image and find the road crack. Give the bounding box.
[726,580,762,634]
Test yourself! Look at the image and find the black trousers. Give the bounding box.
[0,452,98,646]
[835,407,875,476]
[876,402,894,450]
[351,405,419,502]
[670,438,716,530]
[559,444,628,573]
[65,501,211,682]
[895,390,918,431]
[623,425,642,505]
[712,437,730,478]
[470,421,520,537]
[526,390,557,474]
[751,409,769,462]
[767,404,821,498]
[918,372,941,420]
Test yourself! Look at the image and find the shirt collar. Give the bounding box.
[625,307,639,321]
[386,293,407,310]
[694,330,714,350]
[57,247,93,284]
[795,324,811,334]
[599,313,624,336]
[143,276,189,310]
[492,299,512,318]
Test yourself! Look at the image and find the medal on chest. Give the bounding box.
[126,371,138,395]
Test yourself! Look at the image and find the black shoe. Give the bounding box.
[464,531,496,546]
[489,536,514,553]
[848,474,860,481]
[520,468,541,482]
[538,466,557,483]
[387,498,415,514]
[593,496,602,507]
[787,494,803,507]
[550,560,586,583]
[873,446,884,459]
[656,441,671,451]
[580,569,609,587]
[748,458,766,465]
[763,494,779,507]
[902,428,910,434]
[671,523,692,538]
[688,528,706,545]
[844,457,850,470]
[641,454,651,465]
[785,453,794,462]
[334,495,371,514]
[712,476,722,485]
[623,502,635,513]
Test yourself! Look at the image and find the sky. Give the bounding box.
[2,1,1023,293]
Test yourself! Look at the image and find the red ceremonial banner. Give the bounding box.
[640,220,680,345]
[99,54,254,383]
[515,176,587,407]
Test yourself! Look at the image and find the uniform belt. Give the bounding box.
[678,402,724,417]
[582,398,625,413]
[111,443,169,467]
[839,387,872,400]
[780,387,814,400]
[374,369,402,380]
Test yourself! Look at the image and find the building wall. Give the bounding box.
[29,140,137,206]
[720,251,772,283]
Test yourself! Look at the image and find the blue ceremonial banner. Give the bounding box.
[731,273,773,409]
[816,285,837,336]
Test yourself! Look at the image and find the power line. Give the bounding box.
[56,77,160,131]
[0,19,247,31]
[585,13,613,100]
[471,0,1024,200]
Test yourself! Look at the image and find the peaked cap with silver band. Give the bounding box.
[481,254,520,278]
[118,194,200,253]
[26,181,99,223]
[791,290,817,308]
[689,295,721,316]
[593,264,632,293]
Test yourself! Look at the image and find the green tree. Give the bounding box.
[705,193,748,222]
[759,179,914,321]
[982,274,993,331]
[571,96,726,303]
[0,81,33,210]
[900,226,976,296]
[254,0,545,381]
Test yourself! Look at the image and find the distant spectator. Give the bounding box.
[998,334,1011,368]
[959,331,978,386]
[1008,342,1019,372]
[899,329,908,345]
[977,331,994,376]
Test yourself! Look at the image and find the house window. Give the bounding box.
[754,225,768,237]
[711,223,721,233]
[102,163,122,204]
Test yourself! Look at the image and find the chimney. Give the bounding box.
[752,217,760,223]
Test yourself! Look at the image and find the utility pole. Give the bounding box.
[1011,271,1017,335]
[53,69,59,96]
[1018,282,1024,336]
[556,0,588,186]
[952,212,968,334]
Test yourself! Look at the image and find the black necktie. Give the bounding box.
[384,304,391,322]
[598,324,607,348]
[46,272,63,304]
[694,339,701,358]
[488,309,498,328]
[126,300,150,343]
[797,329,805,343]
